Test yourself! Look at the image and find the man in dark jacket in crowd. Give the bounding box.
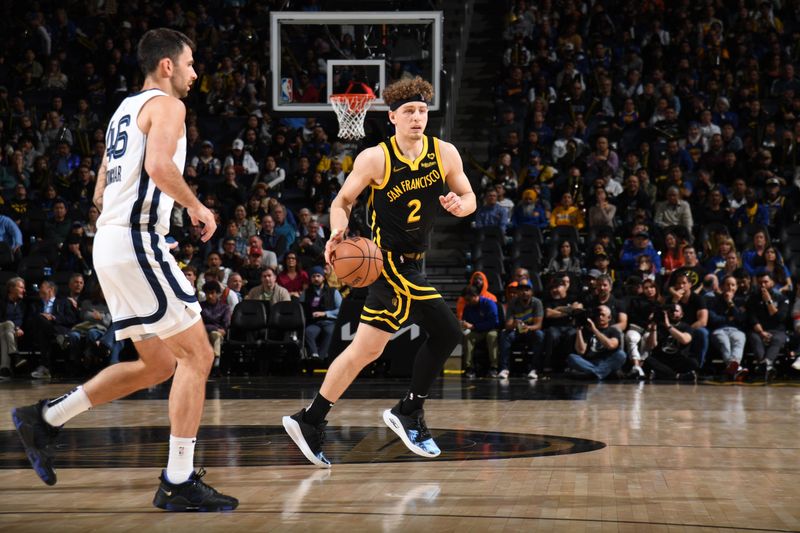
[28,280,80,378]
[746,271,790,377]
[302,266,341,361]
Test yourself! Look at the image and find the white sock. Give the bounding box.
[42,386,92,427]
[166,435,196,484]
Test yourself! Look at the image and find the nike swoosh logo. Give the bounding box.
[161,488,173,496]
[393,166,406,172]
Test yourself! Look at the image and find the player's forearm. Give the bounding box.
[147,161,202,210]
[329,196,352,234]
[455,191,476,217]
[328,212,348,235]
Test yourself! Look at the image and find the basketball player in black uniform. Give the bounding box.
[283,77,476,466]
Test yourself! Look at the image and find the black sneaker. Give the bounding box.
[10,400,60,485]
[153,468,238,512]
[675,371,698,383]
[382,402,441,458]
[282,409,331,468]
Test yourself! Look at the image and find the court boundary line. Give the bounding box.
[0,510,794,532]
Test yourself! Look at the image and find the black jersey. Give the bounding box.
[367,135,446,253]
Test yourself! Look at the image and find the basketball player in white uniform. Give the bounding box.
[11,29,237,512]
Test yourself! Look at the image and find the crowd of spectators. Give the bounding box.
[466,0,800,381]
[2,1,800,383]
[0,1,369,380]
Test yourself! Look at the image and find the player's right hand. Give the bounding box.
[324,227,347,265]
[187,204,217,242]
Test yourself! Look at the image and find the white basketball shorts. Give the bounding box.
[94,225,201,341]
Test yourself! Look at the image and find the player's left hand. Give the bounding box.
[439,192,462,216]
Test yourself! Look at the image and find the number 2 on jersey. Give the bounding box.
[106,114,130,160]
[406,199,421,224]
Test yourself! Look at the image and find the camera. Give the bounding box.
[572,308,589,327]
[652,308,668,325]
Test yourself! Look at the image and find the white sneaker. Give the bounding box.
[31,366,51,379]
[629,365,645,378]
[497,369,509,379]
[792,358,800,371]
[527,369,538,380]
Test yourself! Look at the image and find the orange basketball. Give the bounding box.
[330,237,384,287]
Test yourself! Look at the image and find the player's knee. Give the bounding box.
[430,313,461,351]
[172,331,215,368]
[346,339,384,365]
[434,333,460,356]
[147,357,177,383]
[357,344,384,364]
[190,344,215,374]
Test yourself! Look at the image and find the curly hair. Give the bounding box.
[382,76,434,107]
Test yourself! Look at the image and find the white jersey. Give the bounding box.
[97,88,186,236]
[93,88,199,341]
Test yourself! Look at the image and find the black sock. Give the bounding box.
[303,393,333,425]
[405,300,461,410]
[400,391,427,415]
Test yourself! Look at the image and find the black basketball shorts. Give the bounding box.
[359,250,442,333]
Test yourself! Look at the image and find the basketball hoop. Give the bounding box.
[330,82,376,140]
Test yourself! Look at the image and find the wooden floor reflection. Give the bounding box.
[1,377,799,532]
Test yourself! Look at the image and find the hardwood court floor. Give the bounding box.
[1,376,799,532]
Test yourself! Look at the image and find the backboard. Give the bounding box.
[270,11,443,113]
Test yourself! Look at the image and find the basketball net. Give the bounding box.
[330,82,375,140]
